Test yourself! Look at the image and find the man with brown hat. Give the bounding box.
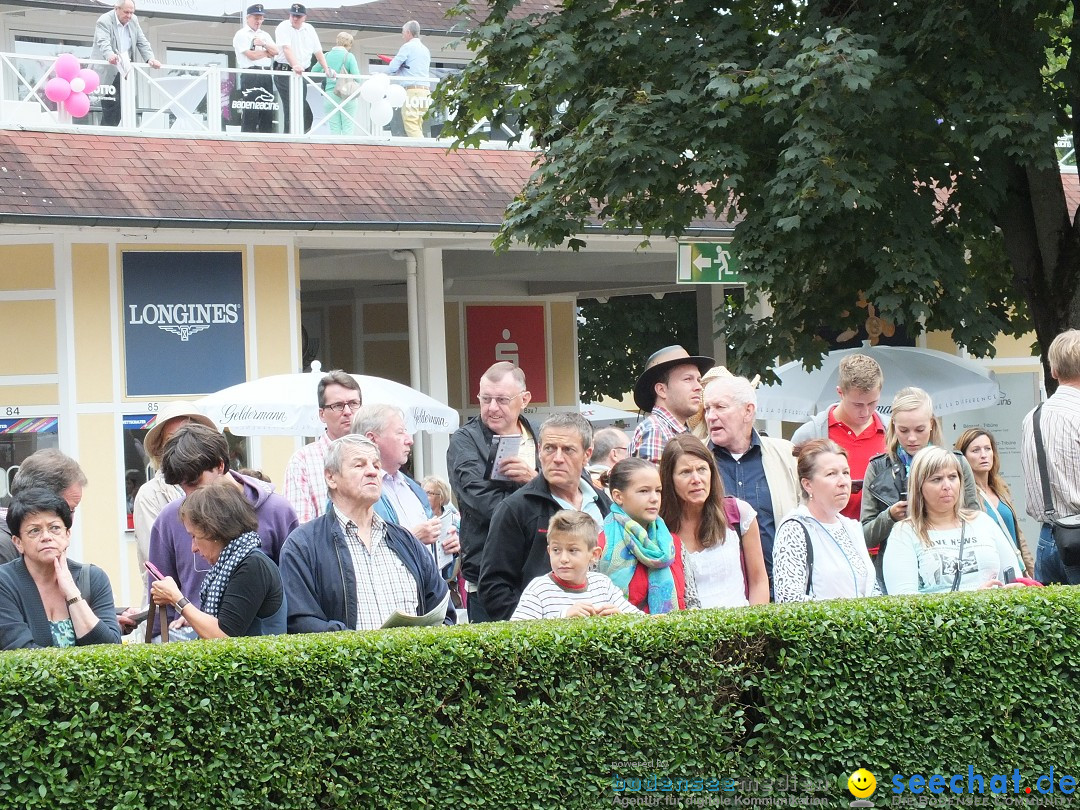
[630,345,713,465]
[132,402,217,599]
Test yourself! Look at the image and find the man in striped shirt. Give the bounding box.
[283,370,362,523]
[1022,329,1080,584]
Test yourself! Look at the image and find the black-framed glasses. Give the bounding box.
[322,400,362,414]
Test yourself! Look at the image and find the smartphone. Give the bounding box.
[145,561,166,581]
[898,489,907,501]
[1003,568,1016,585]
[850,479,864,494]
[115,607,151,623]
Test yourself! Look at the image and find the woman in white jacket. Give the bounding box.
[773,439,877,602]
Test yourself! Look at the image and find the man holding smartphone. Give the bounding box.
[791,354,888,520]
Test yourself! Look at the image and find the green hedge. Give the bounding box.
[1,587,1077,809]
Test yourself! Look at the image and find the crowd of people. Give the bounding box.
[2,328,1079,650]
[90,0,433,136]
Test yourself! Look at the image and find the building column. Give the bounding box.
[415,247,449,480]
[696,285,727,367]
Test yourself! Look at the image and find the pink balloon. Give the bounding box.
[55,53,81,82]
[66,92,91,118]
[45,77,72,103]
[77,68,100,94]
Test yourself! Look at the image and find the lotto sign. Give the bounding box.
[677,242,742,284]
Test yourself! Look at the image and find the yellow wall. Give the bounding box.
[0,244,54,289]
[72,245,113,402]
[445,303,463,409]
[0,301,58,375]
[550,301,577,406]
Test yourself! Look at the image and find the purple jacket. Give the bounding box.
[147,471,298,631]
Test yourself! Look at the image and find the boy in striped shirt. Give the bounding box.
[511,510,642,620]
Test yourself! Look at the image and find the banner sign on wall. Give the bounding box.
[123,252,246,396]
[942,371,1042,545]
[465,305,548,404]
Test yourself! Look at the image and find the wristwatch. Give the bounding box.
[66,594,83,606]
[175,597,190,611]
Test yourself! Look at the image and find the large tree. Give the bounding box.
[440,0,1079,388]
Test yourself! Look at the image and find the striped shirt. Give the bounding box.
[1021,385,1080,520]
[283,433,332,524]
[511,571,642,620]
[337,510,419,629]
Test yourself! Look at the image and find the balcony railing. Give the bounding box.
[0,51,525,144]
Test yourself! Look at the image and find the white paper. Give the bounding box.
[381,589,450,629]
[489,434,522,481]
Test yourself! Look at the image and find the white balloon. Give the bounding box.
[360,76,385,104]
[386,84,407,108]
[370,100,393,127]
[69,77,85,94]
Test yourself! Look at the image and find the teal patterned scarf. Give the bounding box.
[598,504,678,614]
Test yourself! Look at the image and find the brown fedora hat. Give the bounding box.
[632,345,714,412]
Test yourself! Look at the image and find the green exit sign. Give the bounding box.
[677,242,742,284]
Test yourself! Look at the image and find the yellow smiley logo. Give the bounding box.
[848,768,877,799]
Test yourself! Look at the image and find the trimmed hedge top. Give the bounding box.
[1,587,1077,809]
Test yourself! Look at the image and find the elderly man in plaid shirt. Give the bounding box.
[629,346,713,465]
[280,435,455,631]
[283,370,363,523]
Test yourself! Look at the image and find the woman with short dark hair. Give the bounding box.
[0,488,121,649]
[150,479,285,638]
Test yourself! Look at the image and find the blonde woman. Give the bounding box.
[313,31,360,135]
[882,447,1022,594]
[861,387,978,576]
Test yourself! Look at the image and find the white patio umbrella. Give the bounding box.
[197,361,459,437]
[755,344,1002,421]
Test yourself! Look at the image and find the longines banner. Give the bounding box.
[123,252,246,396]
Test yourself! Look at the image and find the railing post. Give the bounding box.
[120,69,137,128]
[207,65,222,133]
[290,71,302,134]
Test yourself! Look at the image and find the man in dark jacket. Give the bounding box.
[281,435,454,632]
[479,413,611,621]
[446,361,539,621]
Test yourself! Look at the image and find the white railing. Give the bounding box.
[0,51,526,143]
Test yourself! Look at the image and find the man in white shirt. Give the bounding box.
[1022,329,1080,584]
[273,3,333,133]
[386,20,431,137]
[232,4,279,133]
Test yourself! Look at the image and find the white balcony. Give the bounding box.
[0,51,525,145]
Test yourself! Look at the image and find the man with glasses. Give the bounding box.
[147,424,297,640]
[447,361,539,622]
[284,370,363,523]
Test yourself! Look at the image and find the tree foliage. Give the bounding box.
[440,0,1080,386]
[577,293,698,402]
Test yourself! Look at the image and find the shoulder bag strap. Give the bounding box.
[1032,404,1058,519]
[794,519,814,597]
[950,521,968,593]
